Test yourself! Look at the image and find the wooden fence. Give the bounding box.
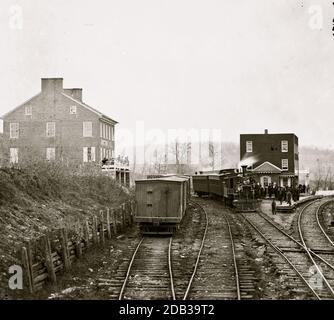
[20,200,134,293]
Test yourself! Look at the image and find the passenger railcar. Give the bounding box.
[134,176,189,234]
[192,175,209,197]
[192,167,259,212]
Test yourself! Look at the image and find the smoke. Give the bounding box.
[238,155,258,169]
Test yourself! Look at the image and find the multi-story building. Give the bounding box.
[1,78,117,164]
[240,129,299,187]
[0,78,130,185]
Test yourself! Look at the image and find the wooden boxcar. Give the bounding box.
[134,176,189,234]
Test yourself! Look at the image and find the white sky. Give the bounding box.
[0,0,333,149]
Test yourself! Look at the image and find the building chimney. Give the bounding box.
[64,88,83,102]
[264,129,268,134]
[41,78,63,93]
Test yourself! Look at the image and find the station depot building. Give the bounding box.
[240,130,299,188]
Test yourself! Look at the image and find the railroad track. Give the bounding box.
[186,199,257,299]
[296,199,334,299]
[242,199,334,299]
[171,200,208,300]
[117,200,208,300]
[118,236,174,300]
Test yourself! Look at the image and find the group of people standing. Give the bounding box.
[270,184,307,215]
[254,183,307,202]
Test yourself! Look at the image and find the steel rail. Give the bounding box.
[118,237,144,300]
[297,201,334,297]
[183,200,209,300]
[257,205,334,271]
[241,213,321,300]
[315,200,334,247]
[223,212,241,300]
[168,237,176,300]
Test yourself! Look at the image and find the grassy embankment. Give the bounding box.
[0,162,131,297]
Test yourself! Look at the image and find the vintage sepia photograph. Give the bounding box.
[1,0,334,308]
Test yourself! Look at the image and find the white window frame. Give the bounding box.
[46,122,56,137]
[282,159,288,171]
[25,106,32,116]
[10,123,19,139]
[83,121,93,137]
[10,148,18,164]
[83,147,95,162]
[46,148,56,161]
[281,140,288,152]
[246,141,253,153]
[69,105,77,114]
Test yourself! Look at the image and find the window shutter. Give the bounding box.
[83,147,88,162]
[91,147,96,162]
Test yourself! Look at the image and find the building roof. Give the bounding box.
[252,161,282,174]
[61,93,118,124]
[0,93,41,119]
[1,85,118,125]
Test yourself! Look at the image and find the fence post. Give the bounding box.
[121,205,125,229]
[83,219,90,249]
[42,234,57,284]
[21,246,33,293]
[106,208,111,239]
[75,225,83,258]
[27,241,35,292]
[75,240,83,258]
[60,228,70,271]
[92,216,98,245]
[112,209,117,235]
[130,201,134,225]
[100,210,105,246]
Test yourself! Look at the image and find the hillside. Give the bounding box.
[0,163,130,297]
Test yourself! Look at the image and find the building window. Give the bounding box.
[246,141,253,153]
[83,147,95,162]
[46,148,56,161]
[70,106,77,114]
[83,121,93,137]
[25,106,32,116]
[281,140,288,152]
[108,126,111,141]
[282,159,288,171]
[46,122,56,137]
[10,148,18,164]
[10,123,19,139]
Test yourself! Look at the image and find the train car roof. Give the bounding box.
[136,177,189,183]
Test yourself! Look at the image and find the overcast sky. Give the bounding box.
[0,0,333,150]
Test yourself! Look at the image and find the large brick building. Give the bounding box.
[240,129,299,187]
[1,78,117,166]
